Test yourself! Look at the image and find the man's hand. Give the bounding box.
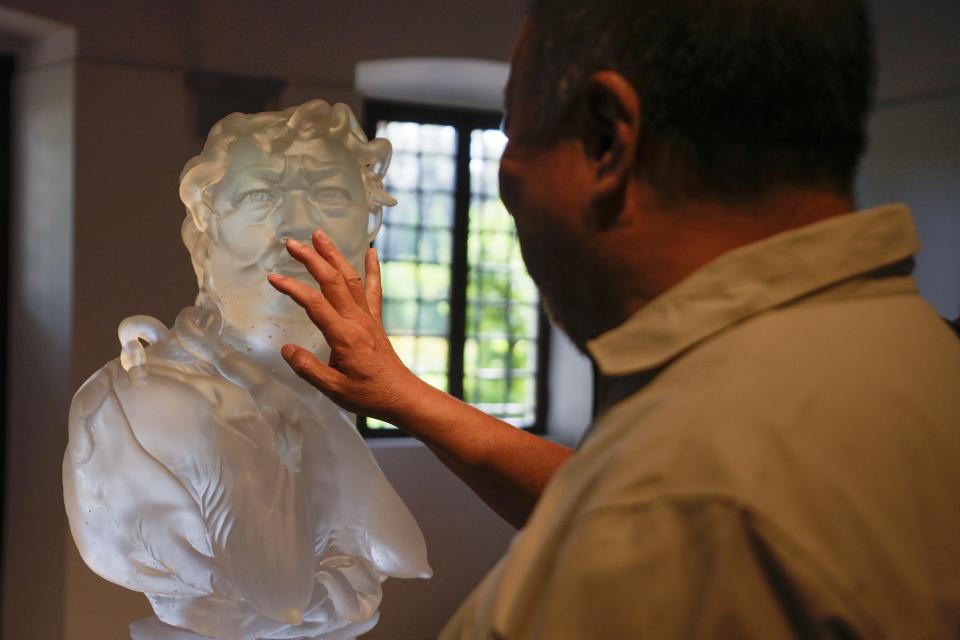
[267,230,428,423]
[269,228,573,529]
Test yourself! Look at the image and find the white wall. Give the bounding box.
[547,329,593,445]
[368,442,515,640]
[4,59,75,640]
[858,95,960,318]
[856,0,960,319]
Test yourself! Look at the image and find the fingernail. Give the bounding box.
[313,229,329,243]
[281,344,296,359]
[267,272,283,284]
[286,238,305,250]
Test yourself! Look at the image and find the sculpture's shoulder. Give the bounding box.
[65,312,313,607]
[67,312,287,494]
[64,314,226,598]
[67,313,232,472]
[116,313,228,396]
[71,315,236,447]
[69,316,179,431]
[73,315,200,398]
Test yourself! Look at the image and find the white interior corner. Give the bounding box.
[0,5,75,69]
[0,6,76,640]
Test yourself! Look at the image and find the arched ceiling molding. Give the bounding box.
[355,57,508,112]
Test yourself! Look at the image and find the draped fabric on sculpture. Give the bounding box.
[63,100,430,640]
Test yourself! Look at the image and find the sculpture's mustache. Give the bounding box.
[262,248,307,277]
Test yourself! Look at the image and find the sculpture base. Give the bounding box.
[130,614,378,640]
[131,617,212,639]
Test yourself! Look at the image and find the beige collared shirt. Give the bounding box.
[442,205,960,639]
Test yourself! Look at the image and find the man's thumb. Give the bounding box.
[281,344,340,393]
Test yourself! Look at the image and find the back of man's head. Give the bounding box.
[522,0,875,203]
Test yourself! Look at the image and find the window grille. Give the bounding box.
[361,101,549,436]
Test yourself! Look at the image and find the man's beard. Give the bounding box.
[515,212,631,354]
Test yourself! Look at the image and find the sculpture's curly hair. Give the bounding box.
[178,99,396,292]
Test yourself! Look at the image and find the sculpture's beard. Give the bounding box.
[514,210,631,354]
[199,248,335,366]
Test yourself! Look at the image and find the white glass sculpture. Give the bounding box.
[64,100,431,640]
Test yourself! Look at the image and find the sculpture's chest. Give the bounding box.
[113,350,292,475]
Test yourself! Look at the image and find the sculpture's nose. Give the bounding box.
[275,191,320,244]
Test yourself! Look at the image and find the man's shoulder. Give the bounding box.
[728,278,960,375]
[569,283,960,519]
[661,282,960,433]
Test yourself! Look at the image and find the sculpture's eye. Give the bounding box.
[236,189,279,207]
[311,187,353,204]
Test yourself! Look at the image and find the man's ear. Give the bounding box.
[580,71,641,215]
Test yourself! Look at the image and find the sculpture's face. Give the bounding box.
[206,135,370,323]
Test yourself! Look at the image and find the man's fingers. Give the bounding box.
[311,229,368,310]
[364,248,384,323]
[267,273,345,343]
[285,239,359,314]
[280,344,345,396]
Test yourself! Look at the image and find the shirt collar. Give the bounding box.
[587,204,920,376]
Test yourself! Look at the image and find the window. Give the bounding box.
[361,101,549,436]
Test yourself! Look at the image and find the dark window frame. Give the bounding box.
[359,99,551,438]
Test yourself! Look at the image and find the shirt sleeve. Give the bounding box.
[514,497,814,640]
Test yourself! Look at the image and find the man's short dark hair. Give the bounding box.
[522,0,876,201]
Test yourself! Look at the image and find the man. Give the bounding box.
[268,1,960,637]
